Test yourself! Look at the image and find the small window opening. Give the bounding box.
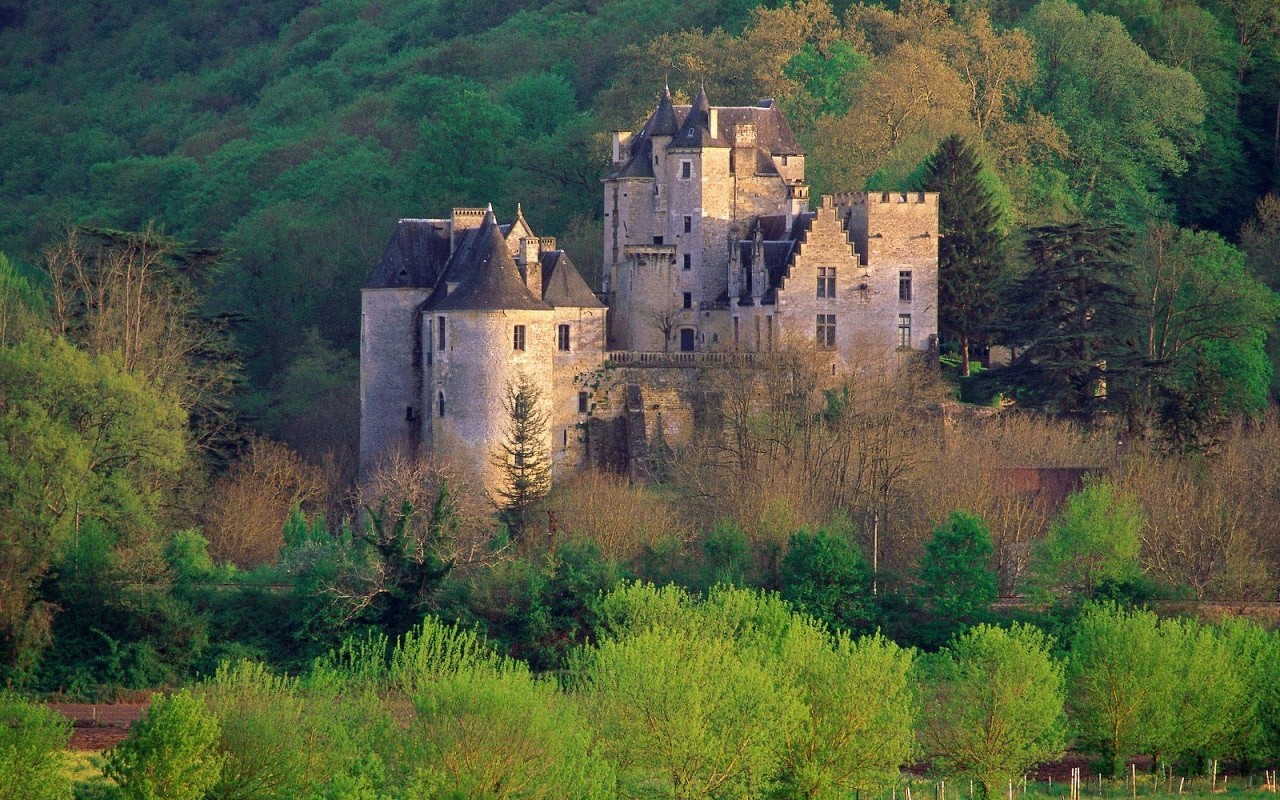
[513,325,526,351]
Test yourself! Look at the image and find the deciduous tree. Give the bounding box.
[923,624,1066,797]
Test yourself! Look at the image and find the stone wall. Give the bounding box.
[359,288,428,481]
[549,306,607,475]
[427,307,555,501]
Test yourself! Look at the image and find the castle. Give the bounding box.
[359,86,939,496]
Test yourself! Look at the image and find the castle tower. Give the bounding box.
[359,217,453,482]
[604,86,808,352]
[424,211,556,500]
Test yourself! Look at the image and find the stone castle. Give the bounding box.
[359,86,939,496]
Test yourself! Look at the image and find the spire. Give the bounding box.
[672,84,720,148]
[649,83,679,137]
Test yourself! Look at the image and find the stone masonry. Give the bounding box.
[359,87,938,500]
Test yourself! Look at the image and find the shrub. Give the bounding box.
[0,692,72,800]
[104,690,224,800]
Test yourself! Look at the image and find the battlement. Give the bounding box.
[824,191,936,209]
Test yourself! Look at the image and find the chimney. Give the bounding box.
[708,108,718,140]
[519,237,543,295]
[612,131,633,164]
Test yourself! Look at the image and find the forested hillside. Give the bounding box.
[2,0,1277,453]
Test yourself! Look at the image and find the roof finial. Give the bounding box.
[486,202,493,212]
[516,201,523,217]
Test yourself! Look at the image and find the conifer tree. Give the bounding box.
[1003,222,1138,416]
[919,135,1007,377]
[494,372,551,539]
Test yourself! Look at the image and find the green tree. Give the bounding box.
[779,527,874,633]
[0,254,43,346]
[0,692,72,800]
[1022,0,1206,223]
[773,631,917,800]
[918,511,998,623]
[923,624,1067,797]
[1067,603,1173,777]
[1031,480,1143,602]
[493,371,552,540]
[575,623,800,800]
[918,135,1009,377]
[0,333,187,678]
[405,649,613,800]
[1003,222,1138,416]
[1129,223,1279,447]
[201,661,327,800]
[105,689,225,800]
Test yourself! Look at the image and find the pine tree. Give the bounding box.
[494,371,551,539]
[919,135,1008,377]
[1004,222,1138,416]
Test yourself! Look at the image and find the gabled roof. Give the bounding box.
[541,250,605,308]
[427,212,551,312]
[364,219,452,289]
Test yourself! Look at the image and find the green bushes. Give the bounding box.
[105,690,223,800]
[0,693,72,800]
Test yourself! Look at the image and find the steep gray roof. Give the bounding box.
[364,219,451,289]
[541,251,604,308]
[608,88,805,179]
[427,212,551,312]
[735,212,817,303]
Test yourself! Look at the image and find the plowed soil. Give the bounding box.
[50,702,148,751]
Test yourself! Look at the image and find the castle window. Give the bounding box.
[898,314,912,348]
[816,314,836,350]
[437,392,445,417]
[406,406,415,422]
[562,429,569,448]
[817,267,836,298]
[683,254,691,270]
[683,292,692,309]
[781,155,789,166]
[437,316,445,350]
[557,324,571,351]
[513,325,526,351]
[578,391,589,413]
[899,270,912,302]
[680,160,692,180]
[683,215,692,233]
[654,235,664,245]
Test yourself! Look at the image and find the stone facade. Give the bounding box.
[359,87,939,499]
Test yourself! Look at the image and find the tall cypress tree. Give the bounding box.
[919,135,1008,377]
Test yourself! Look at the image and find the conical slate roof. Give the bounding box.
[670,85,727,148]
[428,212,551,312]
[541,250,604,308]
[649,84,680,137]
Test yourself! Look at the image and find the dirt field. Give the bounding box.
[50,702,148,751]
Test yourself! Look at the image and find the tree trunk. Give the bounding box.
[961,335,972,378]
